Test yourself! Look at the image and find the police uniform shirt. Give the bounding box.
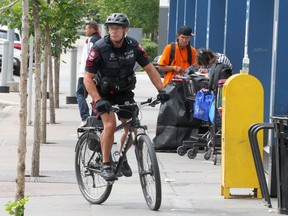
[85,36,150,74]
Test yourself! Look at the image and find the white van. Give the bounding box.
[0,25,22,76]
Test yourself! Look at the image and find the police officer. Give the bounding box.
[84,13,169,181]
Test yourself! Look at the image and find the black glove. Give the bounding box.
[94,99,111,114]
[157,90,170,104]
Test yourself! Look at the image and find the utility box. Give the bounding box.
[221,74,264,198]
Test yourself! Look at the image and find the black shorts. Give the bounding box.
[101,91,136,119]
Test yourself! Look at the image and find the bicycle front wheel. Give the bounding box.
[135,134,162,211]
[75,132,112,204]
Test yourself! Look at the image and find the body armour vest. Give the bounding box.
[95,35,137,95]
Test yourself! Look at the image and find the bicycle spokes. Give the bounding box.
[136,135,161,211]
[75,133,113,204]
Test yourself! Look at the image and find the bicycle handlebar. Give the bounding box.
[94,97,161,117]
[112,97,160,110]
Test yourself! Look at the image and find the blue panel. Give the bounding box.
[274,0,288,115]
[194,0,208,48]
[168,0,177,43]
[165,0,287,121]
[185,0,195,28]
[177,0,185,28]
[209,0,225,53]
[225,0,245,73]
[249,0,274,121]
[185,0,196,45]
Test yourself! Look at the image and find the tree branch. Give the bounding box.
[0,0,19,12]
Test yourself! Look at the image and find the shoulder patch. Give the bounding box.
[86,48,99,66]
[137,43,145,52]
[137,43,148,58]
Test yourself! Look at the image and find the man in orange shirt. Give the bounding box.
[158,26,197,86]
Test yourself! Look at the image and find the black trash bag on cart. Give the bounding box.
[153,80,202,151]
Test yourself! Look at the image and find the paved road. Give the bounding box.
[0,47,279,215]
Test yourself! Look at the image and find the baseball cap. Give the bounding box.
[177,26,194,36]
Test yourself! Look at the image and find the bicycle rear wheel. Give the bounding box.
[75,132,112,204]
[135,134,162,211]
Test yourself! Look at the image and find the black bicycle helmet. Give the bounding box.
[105,13,130,27]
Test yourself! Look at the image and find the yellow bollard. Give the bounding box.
[221,73,264,198]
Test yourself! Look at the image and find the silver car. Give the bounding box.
[0,25,22,76]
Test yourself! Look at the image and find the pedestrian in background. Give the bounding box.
[158,26,198,86]
[77,21,101,127]
[196,48,233,90]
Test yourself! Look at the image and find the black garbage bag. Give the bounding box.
[153,80,201,151]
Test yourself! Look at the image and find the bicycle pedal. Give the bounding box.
[84,171,92,177]
[77,128,85,133]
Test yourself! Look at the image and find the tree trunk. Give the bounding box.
[54,37,61,108]
[31,0,42,177]
[151,28,158,43]
[49,49,56,123]
[41,24,49,143]
[15,0,29,208]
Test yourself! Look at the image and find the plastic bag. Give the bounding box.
[209,102,222,126]
[209,102,215,123]
[153,81,201,151]
[193,90,214,121]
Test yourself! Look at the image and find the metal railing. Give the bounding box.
[248,123,274,208]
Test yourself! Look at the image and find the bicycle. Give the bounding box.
[75,97,162,211]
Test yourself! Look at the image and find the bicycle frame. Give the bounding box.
[76,98,156,176]
[112,106,148,178]
[75,97,162,210]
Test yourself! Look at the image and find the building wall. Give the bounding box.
[158,6,169,55]
[164,0,288,121]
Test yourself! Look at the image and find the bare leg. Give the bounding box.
[100,112,116,163]
[118,118,134,177]
[119,118,135,152]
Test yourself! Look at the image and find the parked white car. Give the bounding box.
[0,25,22,76]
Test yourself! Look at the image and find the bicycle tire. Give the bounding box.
[75,132,113,204]
[135,134,162,211]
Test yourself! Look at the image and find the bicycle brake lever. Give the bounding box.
[140,97,152,105]
[149,100,160,107]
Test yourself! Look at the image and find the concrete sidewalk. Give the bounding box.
[0,52,279,215]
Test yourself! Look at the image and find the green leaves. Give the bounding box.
[47,0,86,55]
[142,38,158,61]
[5,196,30,216]
[0,0,160,56]
[0,0,22,28]
[0,0,86,56]
[96,0,159,41]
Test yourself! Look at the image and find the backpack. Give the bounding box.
[208,63,233,91]
[169,42,192,65]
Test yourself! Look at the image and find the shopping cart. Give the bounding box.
[176,74,229,165]
[175,75,211,159]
